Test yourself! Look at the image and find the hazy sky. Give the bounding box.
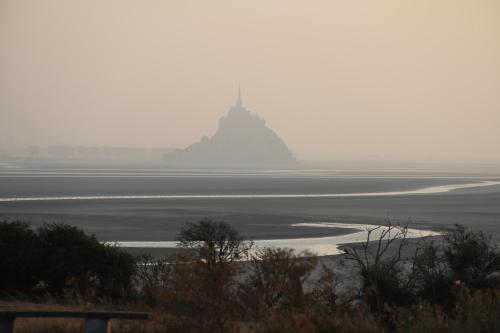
[1,0,499,162]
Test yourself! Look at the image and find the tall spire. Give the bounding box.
[236,84,243,108]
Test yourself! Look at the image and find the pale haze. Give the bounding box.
[1,0,499,164]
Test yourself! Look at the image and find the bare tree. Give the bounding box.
[171,219,253,332]
[343,223,412,319]
[133,253,171,304]
[246,247,317,311]
[177,219,253,267]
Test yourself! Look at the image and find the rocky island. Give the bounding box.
[164,90,297,167]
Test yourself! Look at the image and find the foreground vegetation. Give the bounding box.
[1,219,499,333]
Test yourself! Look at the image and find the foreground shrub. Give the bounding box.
[2,220,500,333]
[0,220,135,298]
[395,288,500,333]
[411,241,455,307]
[411,224,500,310]
[245,305,383,333]
[133,253,171,305]
[444,224,500,290]
[0,221,40,295]
[242,247,317,317]
[165,219,253,333]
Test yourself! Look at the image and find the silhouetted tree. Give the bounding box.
[37,223,135,298]
[245,247,317,313]
[0,221,135,298]
[444,224,500,290]
[0,221,40,295]
[344,223,415,325]
[411,241,454,306]
[168,219,253,333]
[177,219,253,267]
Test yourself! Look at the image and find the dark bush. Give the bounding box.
[0,221,135,298]
[37,223,135,298]
[411,241,455,306]
[443,224,500,290]
[395,289,500,333]
[0,221,40,295]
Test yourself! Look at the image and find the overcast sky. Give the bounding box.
[1,0,499,163]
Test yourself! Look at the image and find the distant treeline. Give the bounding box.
[1,219,499,333]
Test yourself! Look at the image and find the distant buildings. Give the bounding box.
[1,145,174,161]
[47,145,75,158]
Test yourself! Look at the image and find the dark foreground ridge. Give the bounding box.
[1,219,499,333]
[163,89,297,167]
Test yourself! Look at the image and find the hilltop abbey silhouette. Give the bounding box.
[164,89,297,167]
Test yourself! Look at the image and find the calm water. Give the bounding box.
[1,167,499,242]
